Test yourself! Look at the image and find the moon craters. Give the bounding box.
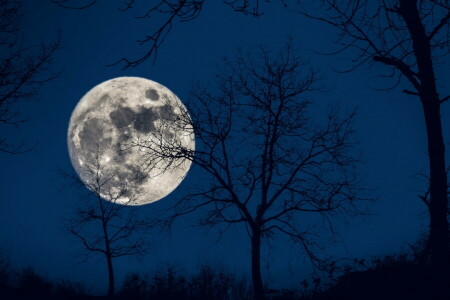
[134,108,159,133]
[146,89,160,101]
[79,118,112,154]
[109,105,135,128]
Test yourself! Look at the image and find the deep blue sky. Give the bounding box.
[0,0,448,294]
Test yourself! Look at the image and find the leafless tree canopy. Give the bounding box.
[52,0,274,68]
[142,43,363,256]
[0,0,60,154]
[131,42,366,299]
[299,1,450,92]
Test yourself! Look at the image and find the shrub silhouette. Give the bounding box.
[310,254,432,300]
[189,265,251,300]
[0,249,439,300]
[15,267,53,298]
[120,273,149,300]
[0,260,85,300]
[119,264,252,300]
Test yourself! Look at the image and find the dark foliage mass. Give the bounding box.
[0,253,85,300]
[311,257,432,300]
[0,246,440,300]
[119,264,252,300]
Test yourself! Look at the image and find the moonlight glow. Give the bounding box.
[67,77,194,205]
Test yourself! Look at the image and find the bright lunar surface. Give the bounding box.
[67,77,194,205]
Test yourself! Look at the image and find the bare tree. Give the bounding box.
[292,1,450,299]
[63,152,152,297]
[0,0,60,153]
[130,43,366,300]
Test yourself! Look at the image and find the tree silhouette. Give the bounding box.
[0,0,60,154]
[63,152,152,297]
[297,1,450,299]
[131,43,366,300]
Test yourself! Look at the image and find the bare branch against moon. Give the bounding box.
[67,77,195,205]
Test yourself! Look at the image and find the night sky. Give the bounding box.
[0,0,449,295]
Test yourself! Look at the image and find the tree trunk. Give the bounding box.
[101,215,115,297]
[399,1,449,299]
[251,229,265,300]
[106,252,115,297]
[421,99,449,300]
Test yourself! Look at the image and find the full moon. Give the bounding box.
[67,77,195,205]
